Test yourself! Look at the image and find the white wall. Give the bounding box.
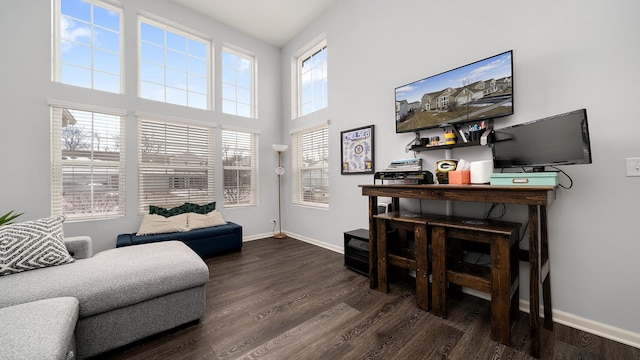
[282,0,640,340]
[0,0,282,254]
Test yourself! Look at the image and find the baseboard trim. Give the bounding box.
[517,299,640,349]
[247,232,640,349]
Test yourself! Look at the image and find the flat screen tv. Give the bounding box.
[395,50,513,133]
[492,108,592,172]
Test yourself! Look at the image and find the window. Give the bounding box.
[54,0,122,93]
[222,129,258,207]
[298,40,327,117]
[291,124,329,207]
[139,17,209,109]
[137,117,215,213]
[51,104,126,221]
[222,47,255,118]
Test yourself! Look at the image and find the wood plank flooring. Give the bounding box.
[98,237,640,360]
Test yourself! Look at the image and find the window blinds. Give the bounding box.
[221,129,258,207]
[137,117,215,213]
[51,105,126,221]
[291,124,329,207]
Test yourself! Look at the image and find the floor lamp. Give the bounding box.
[272,144,288,239]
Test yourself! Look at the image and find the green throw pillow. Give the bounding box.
[183,202,216,214]
[149,205,188,217]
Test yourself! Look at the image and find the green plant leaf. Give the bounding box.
[0,211,23,226]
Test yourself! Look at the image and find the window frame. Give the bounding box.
[290,123,329,208]
[221,128,259,207]
[296,39,328,117]
[221,46,256,118]
[137,115,216,214]
[50,102,127,222]
[53,0,124,93]
[138,15,212,110]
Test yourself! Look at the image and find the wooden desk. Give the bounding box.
[360,184,555,358]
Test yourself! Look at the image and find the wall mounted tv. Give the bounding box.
[492,108,592,172]
[395,50,513,133]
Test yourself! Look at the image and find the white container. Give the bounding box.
[470,160,493,184]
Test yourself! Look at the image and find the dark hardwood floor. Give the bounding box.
[99,237,640,359]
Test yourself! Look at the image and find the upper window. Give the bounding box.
[297,40,327,117]
[51,104,126,221]
[222,129,258,207]
[139,17,210,110]
[137,116,215,213]
[291,124,329,207]
[222,47,255,118]
[54,0,122,93]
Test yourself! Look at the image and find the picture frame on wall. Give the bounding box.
[341,125,374,175]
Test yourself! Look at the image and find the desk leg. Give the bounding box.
[414,224,428,311]
[376,218,389,293]
[541,205,554,330]
[368,196,378,289]
[528,205,541,358]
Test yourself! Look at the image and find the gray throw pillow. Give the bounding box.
[0,215,74,276]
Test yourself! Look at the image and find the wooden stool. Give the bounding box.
[430,217,521,345]
[374,212,441,311]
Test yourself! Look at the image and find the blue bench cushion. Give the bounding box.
[117,221,242,258]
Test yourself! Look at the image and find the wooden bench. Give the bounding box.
[430,216,521,345]
[373,212,442,311]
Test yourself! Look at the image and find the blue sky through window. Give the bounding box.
[139,20,208,110]
[59,0,121,93]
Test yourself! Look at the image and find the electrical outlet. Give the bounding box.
[270,219,277,224]
[626,157,640,177]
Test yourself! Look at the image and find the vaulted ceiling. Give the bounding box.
[169,0,338,47]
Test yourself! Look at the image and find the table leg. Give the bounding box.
[540,205,554,330]
[414,224,428,311]
[376,218,388,293]
[431,226,447,318]
[369,196,378,289]
[528,205,540,358]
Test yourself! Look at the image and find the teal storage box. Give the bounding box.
[490,172,559,186]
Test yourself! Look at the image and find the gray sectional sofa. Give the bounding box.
[0,236,209,359]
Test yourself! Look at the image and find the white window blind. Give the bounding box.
[51,105,126,221]
[139,16,210,110]
[54,0,122,93]
[222,47,255,118]
[222,129,258,207]
[291,124,329,207]
[298,40,327,117]
[138,117,215,213]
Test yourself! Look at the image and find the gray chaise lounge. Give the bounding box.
[0,237,209,359]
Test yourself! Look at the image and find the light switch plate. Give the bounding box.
[626,157,640,177]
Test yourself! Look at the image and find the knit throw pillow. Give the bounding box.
[0,215,74,276]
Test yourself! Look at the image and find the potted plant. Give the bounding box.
[0,211,23,226]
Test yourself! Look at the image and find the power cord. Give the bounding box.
[548,166,574,189]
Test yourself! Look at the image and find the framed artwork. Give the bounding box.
[341,125,374,175]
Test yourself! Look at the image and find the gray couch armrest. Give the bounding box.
[64,236,93,259]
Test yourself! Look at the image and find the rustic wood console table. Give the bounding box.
[360,184,556,358]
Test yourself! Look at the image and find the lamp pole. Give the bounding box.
[272,144,288,238]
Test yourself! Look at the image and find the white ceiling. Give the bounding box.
[169,0,338,47]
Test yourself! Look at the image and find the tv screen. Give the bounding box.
[492,109,592,172]
[395,50,513,133]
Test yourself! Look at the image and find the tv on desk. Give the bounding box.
[395,50,513,133]
[492,108,592,172]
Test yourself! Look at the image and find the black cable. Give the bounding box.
[548,166,573,189]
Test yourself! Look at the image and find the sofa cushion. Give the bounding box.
[0,241,209,318]
[0,215,74,276]
[0,297,79,360]
[136,213,189,236]
[188,210,226,230]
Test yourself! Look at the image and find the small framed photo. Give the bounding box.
[341,125,374,175]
